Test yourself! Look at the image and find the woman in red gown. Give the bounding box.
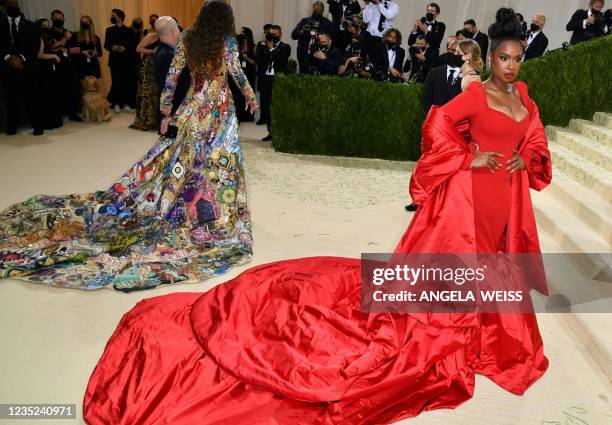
[83,8,552,425]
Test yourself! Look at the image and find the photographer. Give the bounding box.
[338,41,376,79]
[306,29,342,75]
[566,0,608,44]
[291,1,334,74]
[327,0,361,36]
[408,2,446,56]
[256,25,291,141]
[380,28,405,83]
[404,34,436,84]
[363,0,400,40]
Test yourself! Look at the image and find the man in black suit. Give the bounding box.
[327,0,361,37]
[105,8,138,112]
[379,28,405,82]
[256,25,291,142]
[405,45,463,212]
[462,19,488,67]
[305,29,342,75]
[566,0,608,45]
[524,14,549,61]
[404,34,436,84]
[0,0,43,135]
[291,1,334,74]
[408,2,446,56]
[154,17,189,138]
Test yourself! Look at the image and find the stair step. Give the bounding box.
[548,143,612,203]
[569,119,612,149]
[593,111,612,129]
[547,126,612,171]
[545,172,612,245]
[532,188,610,254]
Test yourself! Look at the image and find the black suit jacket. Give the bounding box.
[0,14,39,72]
[154,42,190,117]
[566,9,607,44]
[327,0,361,33]
[256,41,291,79]
[104,25,137,67]
[408,20,446,53]
[473,31,489,65]
[373,44,405,81]
[524,31,549,60]
[422,65,462,112]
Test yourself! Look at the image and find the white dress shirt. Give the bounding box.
[363,1,399,38]
[446,66,460,84]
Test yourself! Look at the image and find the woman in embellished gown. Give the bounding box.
[0,2,257,292]
[81,7,549,425]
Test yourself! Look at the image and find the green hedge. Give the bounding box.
[271,35,612,161]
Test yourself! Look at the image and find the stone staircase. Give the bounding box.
[531,112,612,386]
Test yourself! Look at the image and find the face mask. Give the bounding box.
[133,23,143,30]
[446,54,464,68]
[530,23,539,32]
[6,6,21,18]
[80,22,90,30]
[52,19,64,28]
[150,20,156,27]
[425,12,434,22]
[312,11,323,19]
[111,16,118,24]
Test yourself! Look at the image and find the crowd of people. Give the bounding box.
[1,0,611,139]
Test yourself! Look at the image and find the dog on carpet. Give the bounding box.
[81,76,112,123]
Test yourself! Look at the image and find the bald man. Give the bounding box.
[524,13,548,60]
[153,16,189,136]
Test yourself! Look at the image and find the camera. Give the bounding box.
[409,45,425,56]
[265,32,280,46]
[309,40,324,55]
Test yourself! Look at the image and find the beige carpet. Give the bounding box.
[0,114,610,425]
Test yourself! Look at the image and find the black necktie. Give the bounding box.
[378,1,389,32]
[10,18,18,46]
[447,69,455,85]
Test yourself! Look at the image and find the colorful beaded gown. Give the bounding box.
[0,36,256,292]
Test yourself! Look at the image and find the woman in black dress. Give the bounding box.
[74,15,103,79]
[35,18,63,130]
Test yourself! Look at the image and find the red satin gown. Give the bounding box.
[83,82,552,425]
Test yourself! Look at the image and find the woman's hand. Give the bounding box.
[506,148,525,172]
[160,117,171,135]
[53,54,61,63]
[160,105,172,117]
[246,98,258,114]
[470,143,504,172]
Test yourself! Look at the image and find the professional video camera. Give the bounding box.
[408,45,426,56]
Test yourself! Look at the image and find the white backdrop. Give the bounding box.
[20,0,589,60]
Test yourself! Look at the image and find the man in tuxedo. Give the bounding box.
[462,19,488,67]
[404,34,436,84]
[327,0,361,36]
[154,17,188,138]
[305,29,342,75]
[405,45,463,212]
[363,0,400,41]
[105,8,138,112]
[291,1,334,74]
[566,0,608,45]
[0,0,43,135]
[524,14,549,61]
[408,2,446,56]
[379,28,405,82]
[257,25,291,142]
[255,24,273,124]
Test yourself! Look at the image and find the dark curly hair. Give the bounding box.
[488,7,523,52]
[184,0,236,75]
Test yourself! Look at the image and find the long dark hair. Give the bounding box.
[184,0,236,75]
[239,27,255,52]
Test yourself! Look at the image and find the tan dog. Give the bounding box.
[81,76,112,122]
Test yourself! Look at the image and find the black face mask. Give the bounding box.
[80,22,90,30]
[6,6,21,18]
[446,54,464,68]
[312,11,323,20]
[111,16,118,24]
[52,19,64,28]
[591,8,602,16]
[425,12,434,22]
[530,23,539,32]
[133,23,143,31]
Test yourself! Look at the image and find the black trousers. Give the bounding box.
[1,66,41,133]
[108,58,137,108]
[259,75,275,133]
